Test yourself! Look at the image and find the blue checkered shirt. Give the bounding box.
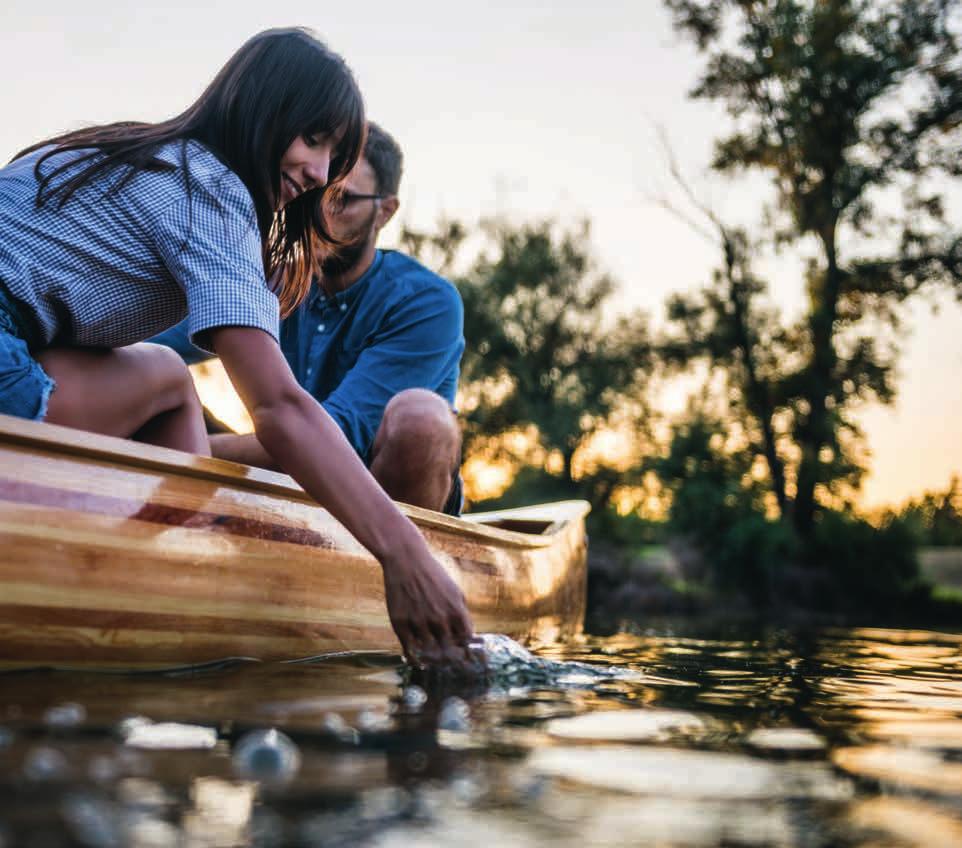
[0,141,279,351]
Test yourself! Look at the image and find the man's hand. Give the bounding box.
[381,541,475,669]
[209,432,279,469]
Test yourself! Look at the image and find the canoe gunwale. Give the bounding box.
[0,414,589,549]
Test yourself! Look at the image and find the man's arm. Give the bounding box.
[209,432,279,468]
[322,281,464,460]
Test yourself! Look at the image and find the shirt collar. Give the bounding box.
[308,250,384,312]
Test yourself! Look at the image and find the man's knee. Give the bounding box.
[374,389,460,466]
[369,390,460,508]
[371,389,461,510]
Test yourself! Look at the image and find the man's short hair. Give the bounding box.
[365,122,403,196]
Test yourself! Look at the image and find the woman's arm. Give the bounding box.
[210,325,474,667]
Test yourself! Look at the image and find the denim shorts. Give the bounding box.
[0,285,55,421]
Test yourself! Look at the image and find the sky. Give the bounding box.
[2,0,959,508]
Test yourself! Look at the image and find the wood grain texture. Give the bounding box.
[0,415,588,668]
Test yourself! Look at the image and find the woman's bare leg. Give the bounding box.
[38,343,210,455]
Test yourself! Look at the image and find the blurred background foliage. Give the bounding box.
[399,0,962,622]
[186,1,962,622]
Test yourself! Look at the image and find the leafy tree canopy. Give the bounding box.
[402,217,651,508]
[664,0,962,535]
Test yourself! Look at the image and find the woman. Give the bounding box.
[0,28,473,667]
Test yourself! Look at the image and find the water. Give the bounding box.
[1,624,960,847]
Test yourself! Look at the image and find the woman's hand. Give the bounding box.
[380,538,474,667]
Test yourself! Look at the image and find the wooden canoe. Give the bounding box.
[0,413,588,669]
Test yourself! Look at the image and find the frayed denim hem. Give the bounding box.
[0,325,57,421]
[35,369,56,421]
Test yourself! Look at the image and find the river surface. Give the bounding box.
[1,623,960,847]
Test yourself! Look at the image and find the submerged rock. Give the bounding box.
[530,746,852,801]
[546,709,705,742]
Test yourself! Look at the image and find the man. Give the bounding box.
[155,123,464,513]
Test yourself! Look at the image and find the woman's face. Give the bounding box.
[276,131,342,210]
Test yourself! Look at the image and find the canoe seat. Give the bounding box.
[469,517,556,535]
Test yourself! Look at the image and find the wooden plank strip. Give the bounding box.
[0,603,359,640]
[0,476,340,549]
[0,621,392,664]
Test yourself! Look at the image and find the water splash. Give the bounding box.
[466,633,644,689]
[43,702,87,730]
[232,729,301,785]
[23,746,71,782]
[438,697,471,732]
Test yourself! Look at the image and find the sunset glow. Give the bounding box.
[192,355,956,513]
[17,0,942,513]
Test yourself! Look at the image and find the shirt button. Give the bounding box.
[306,366,313,377]
[317,323,325,332]
[340,303,347,312]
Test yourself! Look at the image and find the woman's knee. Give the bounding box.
[135,342,192,381]
[131,344,199,407]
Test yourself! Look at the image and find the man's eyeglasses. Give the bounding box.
[326,191,386,214]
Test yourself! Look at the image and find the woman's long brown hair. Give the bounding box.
[14,28,366,316]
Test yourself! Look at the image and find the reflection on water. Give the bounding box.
[0,625,960,846]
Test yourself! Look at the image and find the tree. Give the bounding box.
[897,476,962,545]
[665,0,962,538]
[654,408,796,600]
[654,156,795,519]
[402,217,652,510]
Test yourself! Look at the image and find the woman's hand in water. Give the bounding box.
[380,537,475,669]
[211,327,475,670]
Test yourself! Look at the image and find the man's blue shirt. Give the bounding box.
[154,249,464,462]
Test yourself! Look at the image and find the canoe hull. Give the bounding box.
[0,415,588,668]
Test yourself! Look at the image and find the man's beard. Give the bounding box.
[320,238,369,277]
[320,212,378,277]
